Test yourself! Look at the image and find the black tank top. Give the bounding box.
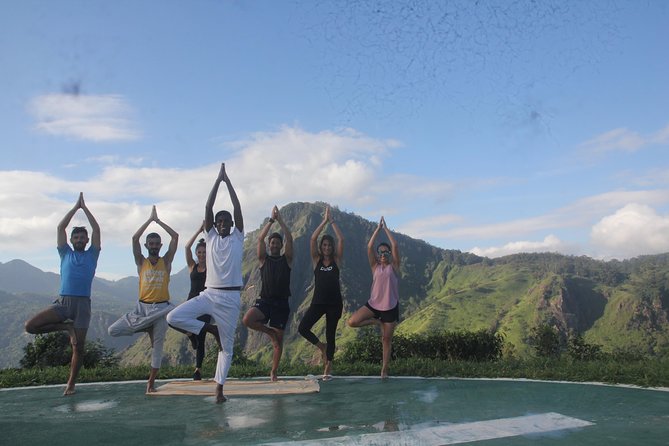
[260,255,291,300]
[188,264,206,299]
[312,258,342,305]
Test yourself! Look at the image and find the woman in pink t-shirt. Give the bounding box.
[347,216,400,379]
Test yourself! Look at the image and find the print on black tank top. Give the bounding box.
[312,258,342,305]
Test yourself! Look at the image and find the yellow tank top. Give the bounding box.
[139,258,170,303]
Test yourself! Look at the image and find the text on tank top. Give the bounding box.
[139,257,170,303]
[312,258,342,305]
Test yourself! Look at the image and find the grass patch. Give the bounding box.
[3,357,669,389]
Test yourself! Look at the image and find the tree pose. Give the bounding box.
[243,205,294,381]
[298,205,344,379]
[347,216,400,379]
[25,193,101,395]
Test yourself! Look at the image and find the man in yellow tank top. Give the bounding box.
[108,205,178,393]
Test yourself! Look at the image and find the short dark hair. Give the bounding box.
[146,232,161,242]
[215,210,232,222]
[71,226,88,237]
[268,232,283,244]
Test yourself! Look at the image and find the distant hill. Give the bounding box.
[2,202,669,370]
[0,259,191,368]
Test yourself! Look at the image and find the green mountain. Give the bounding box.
[120,202,669,368]
[3,202,669,370]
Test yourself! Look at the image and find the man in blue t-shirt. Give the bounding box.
[25,192,101,395]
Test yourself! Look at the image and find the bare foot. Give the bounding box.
[146,381,157,394]
[381,369,389,380]
[63,385,76,396]
[323,360,332,378]
[270,370,278,382]
[215,384,227,403]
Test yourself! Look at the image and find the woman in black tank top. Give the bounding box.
[184,224,211,380]
[298,206,344,379]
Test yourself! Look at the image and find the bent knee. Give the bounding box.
[347,317,360,328]
[24,321,37,334]
[108,325,121,337]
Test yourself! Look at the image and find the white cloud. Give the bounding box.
[400,189,669,241]
[0,126,453,276]
[469,234,573,258]
[29,93,140,142]
[86,155,145,165]
[590,203,669,259]
[578,122,669,154]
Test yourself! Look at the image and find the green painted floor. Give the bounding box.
[1,377,667,445]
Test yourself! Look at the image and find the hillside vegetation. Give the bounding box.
[2,202,668,370]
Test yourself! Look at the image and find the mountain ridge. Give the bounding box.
[1,201,668,369]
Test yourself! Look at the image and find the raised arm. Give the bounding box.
[132,206,156,268]
[329,209,344,264]
[185,222,204,271]
[382,216,400,272]
[224,167,243,233]
[57,193,82,248]
[205,164,226,232]
[154,208,179,270]
[257,208,275,265]
[79,193,101,250]
[275,206,293,267]
[310,206,330,265]
[367,219,383,271]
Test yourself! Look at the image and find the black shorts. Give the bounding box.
[365,302,399,323]
[253,298,290,330]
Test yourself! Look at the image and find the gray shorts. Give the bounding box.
[51,296,92,329]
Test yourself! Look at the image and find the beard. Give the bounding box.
[148,248,160,257]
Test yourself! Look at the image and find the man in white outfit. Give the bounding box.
[167,163,243,403]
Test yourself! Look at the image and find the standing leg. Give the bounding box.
[64,328,87,395]
[211,291,241,403]
[322,305,343,377]
[298,305,328,366]
[147,316,168,393]
[380,322,396,379]
[270,330,284,382]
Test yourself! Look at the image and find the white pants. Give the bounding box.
[167,289,240,385]
[108,301,173,369]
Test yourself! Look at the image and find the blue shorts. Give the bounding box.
[253,298,290,330]
[365,302,399,323]
[51,296,92,329]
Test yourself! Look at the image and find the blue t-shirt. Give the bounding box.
[58,245,100,297]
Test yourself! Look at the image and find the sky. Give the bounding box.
[1,0,668,280]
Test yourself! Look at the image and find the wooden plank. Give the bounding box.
[150,379,320,396]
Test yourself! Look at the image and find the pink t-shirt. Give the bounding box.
[368,264,399,311]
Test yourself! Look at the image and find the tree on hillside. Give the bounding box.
[21,332,118,369]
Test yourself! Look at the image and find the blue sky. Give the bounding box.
[1,0,668,279]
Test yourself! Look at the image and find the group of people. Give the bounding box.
[24,163,401,403]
